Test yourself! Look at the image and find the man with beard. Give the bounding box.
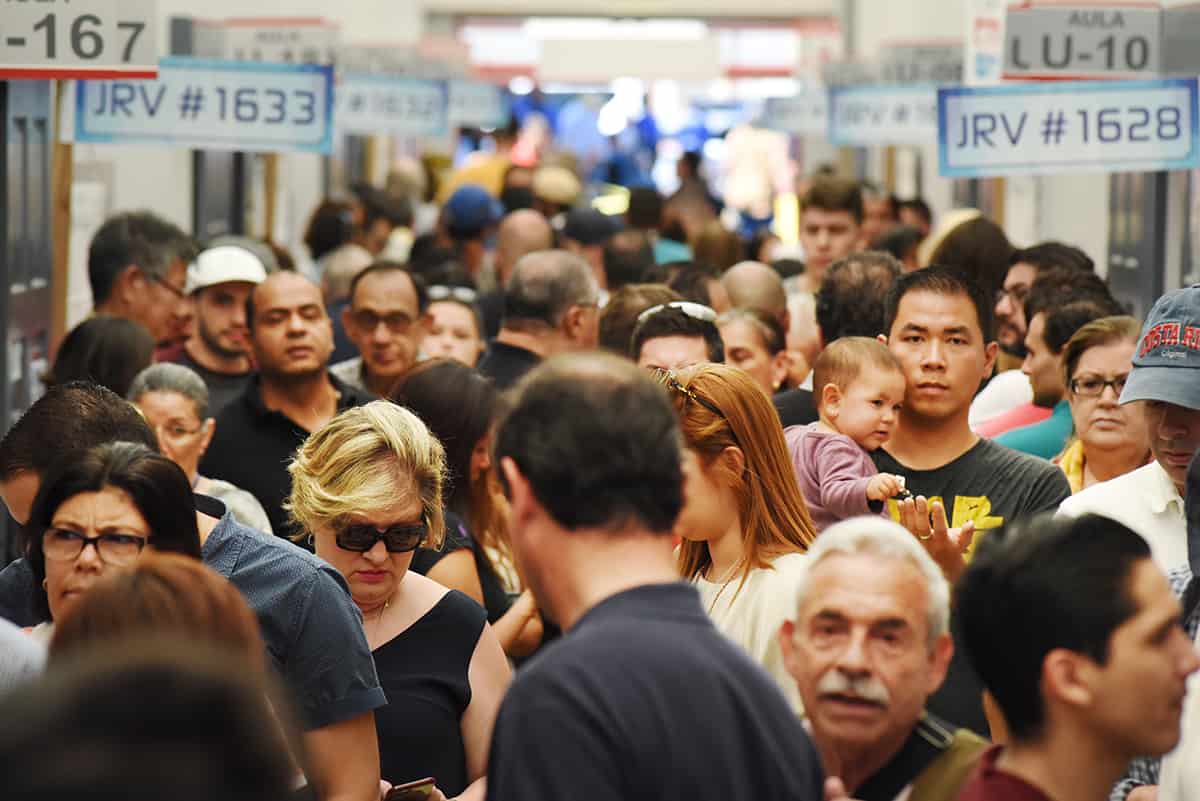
[201,272,373,538]
[171,246,268,417]
[971,243,1096,430]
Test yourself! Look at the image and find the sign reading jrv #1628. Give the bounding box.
[938,78,1199,178]
[76,57,334,154]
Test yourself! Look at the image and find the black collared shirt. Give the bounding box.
[476,341,541,390]
[200,373,374,539]
[486,582,824,801]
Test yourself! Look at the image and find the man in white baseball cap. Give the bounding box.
[169,245,269,417]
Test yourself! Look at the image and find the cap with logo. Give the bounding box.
[184,246,269,295]
[1120,283,1200,411]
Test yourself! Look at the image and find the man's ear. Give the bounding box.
[779,619,801,679]
[983,340,999,380]
[769,351,791,392]
[1043,648,1096,711]
[927,632,954,694]
[113,265,144,304]
[500,457,534,528]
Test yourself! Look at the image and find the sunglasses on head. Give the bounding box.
[651,367,729,422]
[636,301,718,326]
[335,520,428,553]
[427,285,479,304]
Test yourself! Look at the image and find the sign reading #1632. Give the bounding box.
[0,0,158,79]
[829,85,938,146]
[938,78,1200,178]
[75,57,334,154]
[337,74,447,137]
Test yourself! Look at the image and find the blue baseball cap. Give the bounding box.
[444,184,504,238]
[1120,284,1200,410]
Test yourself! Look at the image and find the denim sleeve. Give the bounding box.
[0,558,42,627]
[283,564,386,730]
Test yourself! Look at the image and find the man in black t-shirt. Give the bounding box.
[487,353,824,801]
[872,266,1071,735]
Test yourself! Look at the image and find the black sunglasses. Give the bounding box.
[336,520,427,553]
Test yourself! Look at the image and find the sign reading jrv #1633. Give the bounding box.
[938,78,1199,178]
[75,57,334,154]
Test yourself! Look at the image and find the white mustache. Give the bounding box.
[817,670,891,706]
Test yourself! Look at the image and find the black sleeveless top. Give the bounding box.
[372,589,487,795]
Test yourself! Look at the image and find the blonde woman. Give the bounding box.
[661,363,817,712]
[288,401,510,801]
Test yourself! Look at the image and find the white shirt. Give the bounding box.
[969,369,1034,430]
[1160,633,1200,801]
[1057,461,1186,573]
[693,551,807,714]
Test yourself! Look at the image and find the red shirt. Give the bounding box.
[957,746,1053,801]
[975,403,1053,439]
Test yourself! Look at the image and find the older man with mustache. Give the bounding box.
[781,517,988,801]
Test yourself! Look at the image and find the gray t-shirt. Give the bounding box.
[0,617,44,693]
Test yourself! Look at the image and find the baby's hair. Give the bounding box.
[813,336,904,412]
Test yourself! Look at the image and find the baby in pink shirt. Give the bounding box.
[786,337,908,531]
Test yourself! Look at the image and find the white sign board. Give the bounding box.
[938,78,1199,177]
[763,92,828,136]
[75,57,334,154]
[337,75,448,137]
[223,18,339,65]
[0,0,158,79]
[448,80,508,129]
[829,85,939,146]
[1004,6,1161,80]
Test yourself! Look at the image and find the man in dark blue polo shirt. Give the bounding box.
[486,353,823,801]
[201,272,373,539]
[0,382,385,801]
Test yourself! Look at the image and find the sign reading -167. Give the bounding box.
[0,0,159,79]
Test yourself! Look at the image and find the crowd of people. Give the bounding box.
[1,142,1199,801]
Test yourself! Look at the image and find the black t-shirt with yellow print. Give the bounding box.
[873,437,1072,736]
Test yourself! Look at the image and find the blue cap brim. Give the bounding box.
[1119,366,1200,411]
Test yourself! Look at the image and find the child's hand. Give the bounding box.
[867,473,905,502]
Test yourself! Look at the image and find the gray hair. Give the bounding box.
[794,517,951,648]
[127,363,211,421]
[503,249,599,327]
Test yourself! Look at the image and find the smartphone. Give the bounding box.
[386,777,436,801]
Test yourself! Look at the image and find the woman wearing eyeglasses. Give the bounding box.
[661,363,817,714]
[1057,315,1150,493]
[128,363,272,533]
[287,401,510,801]
[26,441,202,641]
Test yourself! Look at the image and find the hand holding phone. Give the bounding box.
[385,777,437,801]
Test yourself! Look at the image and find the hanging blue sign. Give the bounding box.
[75,56,334,153]
[938,77,1200,177]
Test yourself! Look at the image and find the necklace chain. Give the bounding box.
[705,562,740,616]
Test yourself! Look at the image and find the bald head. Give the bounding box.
[496,209,555,285]
[722,261,787,322]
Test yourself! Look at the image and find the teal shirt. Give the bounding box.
[653,238,692,264]
[994,399,1074,460]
